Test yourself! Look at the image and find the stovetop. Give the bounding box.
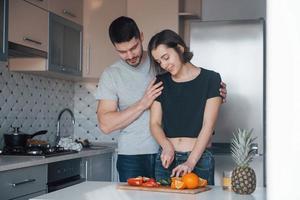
[0,145,78,157]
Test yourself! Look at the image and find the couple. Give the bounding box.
[96,16,225,185]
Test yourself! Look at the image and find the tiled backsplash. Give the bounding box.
[0,61,117,148]
[74,82,119,143]
[0,62,75,147]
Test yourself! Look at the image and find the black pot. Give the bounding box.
[4,127,48,147]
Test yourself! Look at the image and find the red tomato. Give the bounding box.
[147,178,156,183]
[142,181,159,187]
[127,177,143,186]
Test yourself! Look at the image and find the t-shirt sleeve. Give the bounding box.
[154,75,163,103]
[95,69,118,101]
[207,72,222,99]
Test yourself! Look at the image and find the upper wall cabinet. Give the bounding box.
[127,0,179,50]
[49,0,83,25]
[8,0,83,79]
[179,0,201,18]
[0,0,8,61]
[24,0,48,10]
[49,13,82,76]
[82,0,126,80]
[201,0,266,21]
[9,0,48,52]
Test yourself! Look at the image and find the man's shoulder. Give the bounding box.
[102,60,124,76]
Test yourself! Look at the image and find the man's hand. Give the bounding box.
[219,81,227,103]
[139,78,163,110]
[161,141,175,169]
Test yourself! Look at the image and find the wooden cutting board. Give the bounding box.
[116,183,211,194]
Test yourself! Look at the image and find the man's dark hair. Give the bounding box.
[109,16,141,44]
[148,29,193,75]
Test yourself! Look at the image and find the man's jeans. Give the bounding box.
[155,149,215,185]
[117,154,157,182]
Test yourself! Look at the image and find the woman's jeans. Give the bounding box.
[155,148,215,185]
[117,154,157,182]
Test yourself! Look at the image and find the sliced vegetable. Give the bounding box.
[127,176,160,187]
[127,177,143,186]
[157,178,171,186]
[141,181,160,187]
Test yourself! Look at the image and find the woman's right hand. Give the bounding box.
[161,141,175,169]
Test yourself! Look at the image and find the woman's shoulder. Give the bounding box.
[201,68,221,79]
[156,72,171,81]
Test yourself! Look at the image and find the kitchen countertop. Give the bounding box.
[30,181,266,200]
[0,145,116,172]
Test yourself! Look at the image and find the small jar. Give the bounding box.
[222,170,232,190]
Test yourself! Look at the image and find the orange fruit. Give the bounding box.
[182,172,200,189]
[171,177,181,182]
[198,177,208,187]
[171,179,186,189]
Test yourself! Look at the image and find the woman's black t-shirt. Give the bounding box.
[155,68,221,138]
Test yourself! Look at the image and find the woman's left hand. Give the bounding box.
[219,81,227,103]
[171,160,195,177]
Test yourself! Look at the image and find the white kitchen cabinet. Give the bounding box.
[127,0,201,48]
[81,152,113,181]
[127,0,179,50]
[24,0,48,10]
[48,0,82,25]
[9,0,83,79]
[9,0,48,52]
[179,0,201,17]
[0,164,47,200]
[82,0,126,80]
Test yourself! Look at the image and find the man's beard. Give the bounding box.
[126,54,143,67]
[125,46,144,67]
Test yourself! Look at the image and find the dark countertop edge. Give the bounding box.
[0,147,116,172]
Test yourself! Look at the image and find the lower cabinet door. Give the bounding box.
[82,153,113,181]
[0,165,47,200]
[11,190,46,200]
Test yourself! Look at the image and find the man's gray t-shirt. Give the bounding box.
[96,56,159,155]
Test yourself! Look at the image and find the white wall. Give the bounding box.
[267,1,300,199]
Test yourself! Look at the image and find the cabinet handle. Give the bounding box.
[63,9,76,18]
[11,179,36,187]
[86,43,91,74]
[23,37,42,45]
[36,0,44,2]
[85,160,88,181]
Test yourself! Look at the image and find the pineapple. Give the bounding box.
[231,129,257,194]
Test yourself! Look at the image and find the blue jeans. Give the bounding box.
[117,154,157,182]
[155,149,215,185]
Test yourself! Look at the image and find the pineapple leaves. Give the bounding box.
[231,128,257,167]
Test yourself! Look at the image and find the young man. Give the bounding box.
[96,16,227,182]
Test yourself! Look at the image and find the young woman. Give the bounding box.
[148,29,222,185]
